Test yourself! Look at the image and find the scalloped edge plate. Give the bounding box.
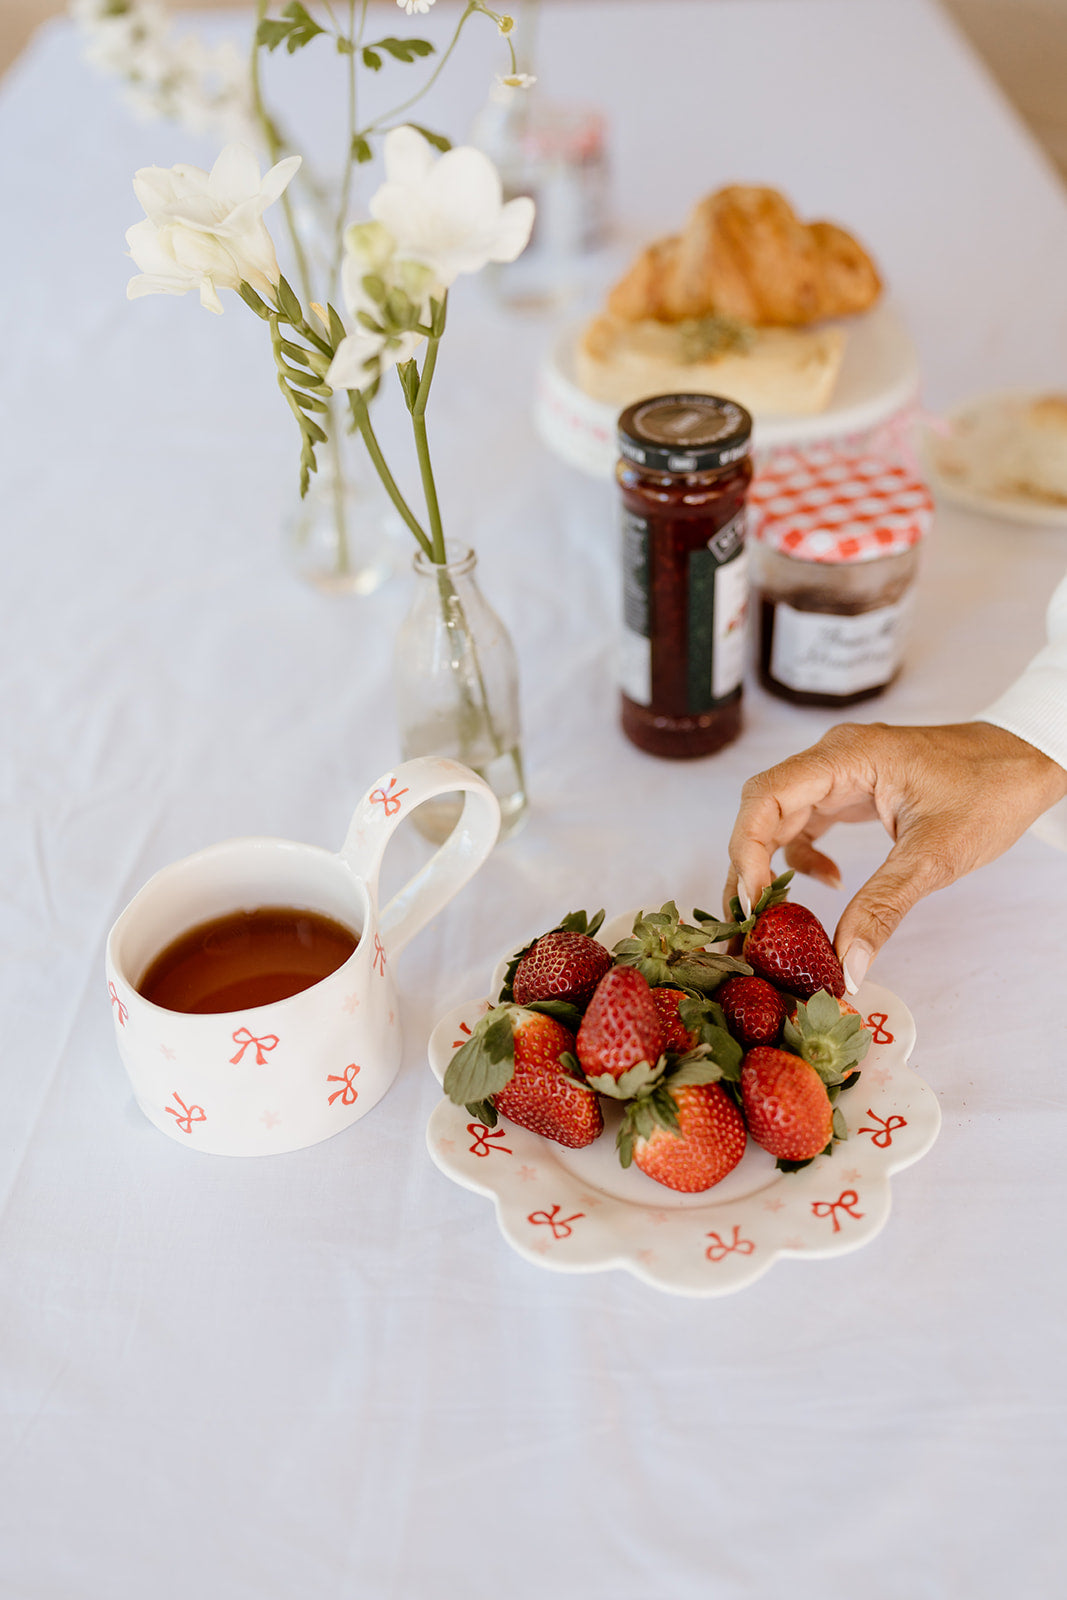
[425,912,940,1296]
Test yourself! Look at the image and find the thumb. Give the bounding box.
[833,834,953,993]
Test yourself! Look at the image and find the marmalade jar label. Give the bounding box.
[768,595,912,695]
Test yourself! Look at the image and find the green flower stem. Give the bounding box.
[250,0,315,306]
[331,0,369,298]
[362,0,479,137]
[348,391,434,559]
[433,564,507,765]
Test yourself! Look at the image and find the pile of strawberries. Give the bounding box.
[443,874,872,1194]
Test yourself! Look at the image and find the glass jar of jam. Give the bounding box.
[749,449,933,707]
[617,394,753,758]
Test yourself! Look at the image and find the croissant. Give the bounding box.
[607,186,881,327]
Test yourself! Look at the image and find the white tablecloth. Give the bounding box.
[3,4,1067,1595]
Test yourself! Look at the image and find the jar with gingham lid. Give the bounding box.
[750,448,933,707]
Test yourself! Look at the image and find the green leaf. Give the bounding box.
[465,1098,497,1126]
[336,36,355,55]
[362,47,383,70]
[557,909,605,938]
[665,1054,724,1088]
[407,123,452,153]
[585,1058,664,1101]
[257,3,326,54]
[442,1008,516,1106]
[525,999,584,1033]
[351,133,374,164]
[832,1107,849,1142]
[370,35,435,63]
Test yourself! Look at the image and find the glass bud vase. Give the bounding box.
[394,543,528,844]
[283,396,405,597]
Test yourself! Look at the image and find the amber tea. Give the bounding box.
[137,906,359,1014]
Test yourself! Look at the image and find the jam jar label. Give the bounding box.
[687,513,748,711]
[620,509,652,705]
[769,596,913,695]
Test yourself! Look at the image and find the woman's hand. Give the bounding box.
[726,721,1067,991]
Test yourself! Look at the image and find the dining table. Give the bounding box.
[3,1,1067,1595]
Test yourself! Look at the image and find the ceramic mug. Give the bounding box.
[105,758,500,1157]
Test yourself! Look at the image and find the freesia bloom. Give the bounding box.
[498,73,536,88]
[126,143,300,313]
[369,125,534,287]
[326,222,438,391]
[396,0,435,13]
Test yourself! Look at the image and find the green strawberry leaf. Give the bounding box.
[665,950,752,993]
[585,1057,665,1100]
[525,998,584,1031]
[664,1053,724,1088]
[465,1098,497,1126]
[832,1106,849,1142]
[443,1007,515,1106]
[558,908,605,938]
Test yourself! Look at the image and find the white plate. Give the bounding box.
[533,299,921,479]
[425,911,940,1297]
[922,391,1067,528]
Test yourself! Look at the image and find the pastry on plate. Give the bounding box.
[932,392,1067,506]
[576,185,882,416]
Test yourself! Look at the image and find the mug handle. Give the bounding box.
[339,758,501,960]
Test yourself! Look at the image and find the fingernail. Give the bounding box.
[842,942,872,995]
[738,881,752,919]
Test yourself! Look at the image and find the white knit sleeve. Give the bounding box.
[976,570,1067,847]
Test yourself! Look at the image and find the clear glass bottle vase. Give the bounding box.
[394,543,528,844]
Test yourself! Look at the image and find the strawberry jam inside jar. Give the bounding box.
[617,394,753,758]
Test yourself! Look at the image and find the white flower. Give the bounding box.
[369,125,534,286]
[497,73,536,88]
[326,222,440,391]
[126,143,300,313]
[396,0,435,13]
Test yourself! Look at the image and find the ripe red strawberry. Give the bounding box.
[718,974,787,1047]
[511,929,613,1007]
[740,1046,834,1162]
[493,1012,603,1148]
[630,1083,747,1193]
[576,966,666,1084]
[743,902,845,999]
[650,985,698,1053]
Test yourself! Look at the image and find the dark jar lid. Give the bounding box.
[618,393,753,474]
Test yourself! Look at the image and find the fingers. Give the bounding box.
[727,728,880,908]
[832,833,959,991]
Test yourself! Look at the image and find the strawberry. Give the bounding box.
[650,985,699,1053]
[740,1046,835,1162]
[742,901,845,1000]
[576,966,666,1092]
[511,928,613,1008]
[625,1082,747,1193]
[695,871,844,1000]
[493,1015,603,1149]
[781,989,871,1092]
[443,1005,602,1149]
[718,974,787,1047]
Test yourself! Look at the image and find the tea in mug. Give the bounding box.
[137,906,359,1014]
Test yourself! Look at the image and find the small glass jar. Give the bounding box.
[616,394,753,758]
[750,450,933,707]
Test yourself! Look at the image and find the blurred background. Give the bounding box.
[2,1,1066,184]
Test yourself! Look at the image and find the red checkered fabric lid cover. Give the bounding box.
[749,447,933,563]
